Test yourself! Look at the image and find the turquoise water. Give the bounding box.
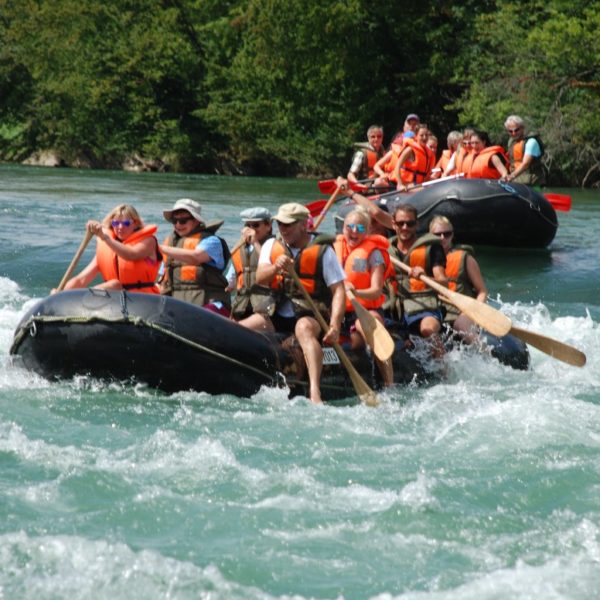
[1,165,599,599]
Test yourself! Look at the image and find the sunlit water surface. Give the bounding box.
[1,165,599,599]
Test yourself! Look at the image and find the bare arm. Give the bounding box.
[393,147,414,190]
[336,177,394,231]
[59,257,100,291]
[491,153,509,178]
[465,255,488,302]
[503,153,534,181]
[373,150,392,179]
[322,280,345,345]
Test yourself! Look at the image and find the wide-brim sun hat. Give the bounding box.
[273,202,310,224]
[163,198,203,222]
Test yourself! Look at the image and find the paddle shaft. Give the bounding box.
[312,186,343,230]
[288,269,379,406]
[56,230,94,292]
[389,256,512,337]
[510,325,586,367]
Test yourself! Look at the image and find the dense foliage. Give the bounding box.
[1,0,598,185]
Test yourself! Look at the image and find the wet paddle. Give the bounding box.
[510,325,586,367]
[312,186,343,231]
[346,289,395,361]
[289,268,380,406]
[543,193,572,212]
[389,256,512,337]
[56,230,94,292]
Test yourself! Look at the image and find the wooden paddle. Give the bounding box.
[288,268,380,406]
[389,256,512,337]
[312,185,343,231]
[56,230,94,292]
[510,325,586,367]
[346,289,394,361]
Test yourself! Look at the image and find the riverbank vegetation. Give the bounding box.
[1,0,598,186]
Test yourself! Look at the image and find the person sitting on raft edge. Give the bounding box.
[53,203,161,294]
[238,202,346,405]
[159,198,231,315]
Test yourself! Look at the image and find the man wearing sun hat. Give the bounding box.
[226,207,276,320]
[159,198,231,312]
[239,202,346,404]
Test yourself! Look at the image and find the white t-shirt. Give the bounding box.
[259,237,346,317]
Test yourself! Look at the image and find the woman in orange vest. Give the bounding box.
[393,125,436,191]
[56,204,161,294]
[428,216,487,343]
[431,131,462,179]
[334,208,393,386]
[466,130,509,180]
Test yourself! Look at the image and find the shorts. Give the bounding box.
[404,310,443,334]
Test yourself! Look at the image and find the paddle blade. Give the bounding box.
[544,193,572,212]
[318,179,337,194]
[305,199,327,217]
[510,326,586,367]
[349,295,395,361]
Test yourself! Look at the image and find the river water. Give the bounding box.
[1,165,599,599]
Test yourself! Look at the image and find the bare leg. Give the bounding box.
[419,315,445,359]
[295,316,324,404]
[238,313,275,333]
[453,314,479,344]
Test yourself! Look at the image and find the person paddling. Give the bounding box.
[428,215,487,343]
[226,207,276,321]
[334,206,394,386]
[239,203,346,404]
[54,204,160,294]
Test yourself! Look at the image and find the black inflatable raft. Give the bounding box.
[9,290,528,401]
[336,179,558,248]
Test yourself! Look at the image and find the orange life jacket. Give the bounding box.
[455,145,473,175]
[399,138,436,185]
[269,237,332,306]
[435,149,452,174]
[231,244,260,292]
[96,225,160,294]
[383,142,403,182]
[354,143,384,179]
[467,146,509,179]
[334,234,390,312]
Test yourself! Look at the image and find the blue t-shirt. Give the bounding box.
[199,235,225,270]
[524,137,542,158]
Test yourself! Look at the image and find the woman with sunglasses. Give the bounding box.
[55,204,161,294]
[159,198,231,313]
[429,216,487,343]
[465,130,509,180]
[334,208,394,386]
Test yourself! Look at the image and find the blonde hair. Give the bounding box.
[102,204,143,229]
[344,207,371,228]
[429,215,453,232]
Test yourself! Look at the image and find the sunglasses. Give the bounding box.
[393,220,417,228]
[435,230,453,238]
[345,223,366,233]
[111,219,132,228]
[507,127,522,133]
[172,216,193,225]
[244,222,263,228]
